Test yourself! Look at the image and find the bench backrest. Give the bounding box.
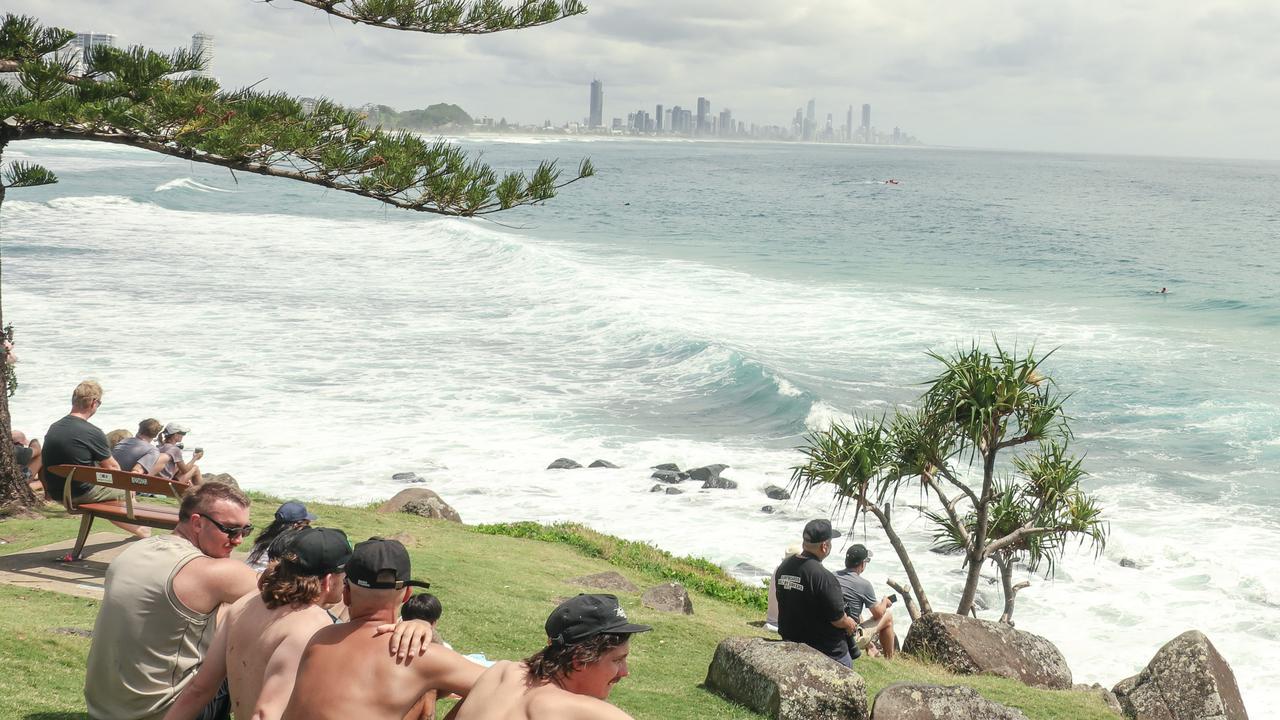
[48,464,190,517]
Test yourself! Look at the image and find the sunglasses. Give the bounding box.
[199,514,254,540]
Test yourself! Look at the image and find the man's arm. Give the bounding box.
[97,455,121,471]
[162,617,230,720]
[868,595,893,620]
[413,647,485,699]
[250,627,322,720]
[172,557,259,615]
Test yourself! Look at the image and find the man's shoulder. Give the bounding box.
[528,683,633,720]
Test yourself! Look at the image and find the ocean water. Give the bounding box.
[5,138,1279,713]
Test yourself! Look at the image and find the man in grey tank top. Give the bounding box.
[85,483,259,720]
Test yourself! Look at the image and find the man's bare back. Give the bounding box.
[283,620,481,720]
[224,593,334,719]
[451,662,633,720]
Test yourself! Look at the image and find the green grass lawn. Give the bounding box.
[0,495,1121,719]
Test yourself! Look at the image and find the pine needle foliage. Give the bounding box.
[0,13,592,216]
[790,342,1109,622]
[282,0,587,34]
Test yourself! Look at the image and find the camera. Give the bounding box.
[888,594,898,603]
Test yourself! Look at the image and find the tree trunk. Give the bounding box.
[995,552,1029,625]
[955,444,998,616]
[0,159,42,516]
[862,500,934,616]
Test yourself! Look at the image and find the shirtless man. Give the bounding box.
[282,537,484,720]
[452,593,651,720]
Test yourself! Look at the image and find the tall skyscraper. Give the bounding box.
[655,104,664,132]
[718,108,733,137]
[190,32,214,78]
[846,105,854,141]
[70,32,116,74]
[589,79,604,128]
[861,103,871,141]
[804,98,816,141]
[696,97,711,134]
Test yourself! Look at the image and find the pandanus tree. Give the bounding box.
[0,0,590,513]
[790,342,1108,622]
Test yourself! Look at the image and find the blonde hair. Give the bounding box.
[71,380,103,410]
[105,429,131,448]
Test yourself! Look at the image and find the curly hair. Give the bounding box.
[524,633,628,684]
[258,556,325,610]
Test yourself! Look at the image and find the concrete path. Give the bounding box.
[0,532,133,599]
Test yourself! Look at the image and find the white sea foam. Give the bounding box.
[155,178,234,193]
[7,142,1279,714]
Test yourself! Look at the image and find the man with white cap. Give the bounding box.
[774,519,862,667]
[156,421,203,485]
[452,593,652,719]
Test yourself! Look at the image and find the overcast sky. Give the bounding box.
[10,0,1280,159]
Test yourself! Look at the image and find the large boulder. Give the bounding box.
[1112,630,1248,720]
[566,571,638,593]
[764,485,791,500]
[642,582,694,614]
[705,637,867,720]
[651,470,683,484]
[376,488,462,523]
[588,459,620,469]
[870,683,1028,720]
[201,472,240,489]
[902,612,1071,689]
[652,463,681,472]
[547,458,583,470]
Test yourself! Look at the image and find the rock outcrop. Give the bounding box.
[642,582,694,614]
[546,458,582,470]
[391,471,424,483]
[376,488,462,523]
[651,470,683,484]
[652,463,681,472]
[202,472,239,489]
[687,464,729,483]
[566,571,638,593]
[902,612,1071,689]
[705,637,867,720]
[588,459,620,468]
[870,683,1028,720]
[764,485,791,500]
[1112,630,1249,720]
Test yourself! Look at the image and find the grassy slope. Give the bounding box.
[0,497,1120,720]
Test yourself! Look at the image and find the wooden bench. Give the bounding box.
[48,464,191,560]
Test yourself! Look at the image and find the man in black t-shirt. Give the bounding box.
[774,519,861,667]
[41,380,150,538]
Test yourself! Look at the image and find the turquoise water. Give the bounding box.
[4,138,1278,712]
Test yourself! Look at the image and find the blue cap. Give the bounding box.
[275,501,317,523]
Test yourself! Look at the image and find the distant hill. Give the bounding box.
[364,103,473,131]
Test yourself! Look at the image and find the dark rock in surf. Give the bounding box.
[547,458,583,470]
[703,476,738,490]
[652,463,681,472]
[588,459,620,469]
[650,484,665,493]
[651,470,683,484]
[762,505,776,514]
[1119,557,1145,569]
[392,472,424,484]
[764,485,791,500]
[665,487,684,495]
[687,464,729,483]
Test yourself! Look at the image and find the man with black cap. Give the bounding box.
[836,543,896,659]
[282,537,483,720]
[773,519,862,667]
[452,593,651,719]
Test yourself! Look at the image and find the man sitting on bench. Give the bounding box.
[41,380,149,539]
[112,418,165,474]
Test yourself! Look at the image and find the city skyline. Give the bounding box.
[10,0,1280,161]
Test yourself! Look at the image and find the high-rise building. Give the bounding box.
[861,104,871,141]
[655,104,664,132]
[589,79,604,128]
[846,106,854,141]
[190,32,214,78]
[718,109,733,137]
[804,98,816,141]
[70,32,116,74]
[696,97,711,134]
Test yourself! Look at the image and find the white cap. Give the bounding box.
[163,422,191,436]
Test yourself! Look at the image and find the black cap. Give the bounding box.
[346,537,430,590]
[286,527,351,576]
[846,543,872,566]
[803,518,842,543]
[545,594,652,646]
